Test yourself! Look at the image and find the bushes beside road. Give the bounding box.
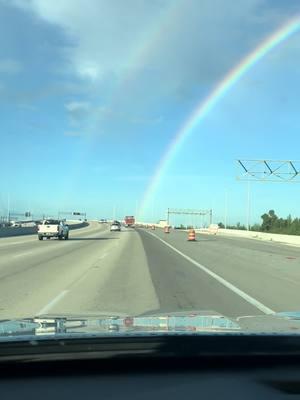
[218,210,300,236]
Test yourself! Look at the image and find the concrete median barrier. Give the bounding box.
[0,221,89,238]
[68,221,89,230]
[195,227,300,247]
[0,226,37,238]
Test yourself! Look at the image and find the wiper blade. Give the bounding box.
[0,317,89,337]
[34,313,240,334]
[3,311,300,339]
[33,317,88,335]
[0,312,240,339]
[0,320,40,337]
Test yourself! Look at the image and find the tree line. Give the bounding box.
[218,210,300,235]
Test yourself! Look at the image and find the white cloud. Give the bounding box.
[12,0,173,81]
[77,61,100,81]
[9,0,300,130]
[65,101,90,112]
[64,101,92,127]
[0,59,22,74]
[11,0,298,95]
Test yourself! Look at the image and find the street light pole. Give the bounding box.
[152,201,155,223]
[7,193,10,223]
[209,209,213,225]
[224,190,228,229]
[246,180,251,231]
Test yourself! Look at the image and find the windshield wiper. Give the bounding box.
[0,312,241,339]
[0,316,124,338]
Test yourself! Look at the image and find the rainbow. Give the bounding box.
[64,0,184,202]
[114,0,185,97]
[138,16,300,219]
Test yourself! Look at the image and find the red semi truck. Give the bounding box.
[124,216,135,227]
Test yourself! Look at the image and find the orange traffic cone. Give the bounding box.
[188,229,196,241]
[164,225,170,234]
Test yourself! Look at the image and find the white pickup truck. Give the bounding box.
[37,219,69,241]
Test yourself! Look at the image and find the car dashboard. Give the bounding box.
[0,334,300,399]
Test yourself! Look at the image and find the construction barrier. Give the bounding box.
[188,229,196,241]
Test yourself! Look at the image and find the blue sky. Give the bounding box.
[1,0,300,225]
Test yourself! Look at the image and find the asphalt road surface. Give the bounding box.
[1,223,300,320]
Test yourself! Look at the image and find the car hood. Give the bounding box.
[2,311,300,340]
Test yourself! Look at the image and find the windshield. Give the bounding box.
[1,0,300,343]
[44,220,60,225]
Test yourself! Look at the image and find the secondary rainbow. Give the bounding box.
[66,0,184,198]
[139,16,300,219]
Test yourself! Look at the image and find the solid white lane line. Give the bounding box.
[146,231,275,315]
[13,251,33,258]
[37,290,69,315]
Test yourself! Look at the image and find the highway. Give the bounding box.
[1,222,300,320]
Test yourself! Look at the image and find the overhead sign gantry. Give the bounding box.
[166,208,212,226]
